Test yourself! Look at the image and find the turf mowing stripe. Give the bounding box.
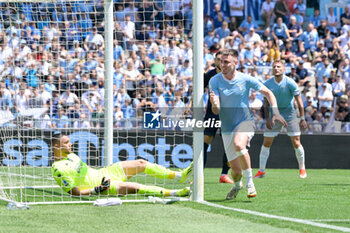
[200,201,350,232]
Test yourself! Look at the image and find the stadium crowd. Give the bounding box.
[0,0,350,133]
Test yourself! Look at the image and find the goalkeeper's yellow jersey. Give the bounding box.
[52,153,126,194]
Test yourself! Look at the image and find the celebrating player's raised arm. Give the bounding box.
[259,86,287,127]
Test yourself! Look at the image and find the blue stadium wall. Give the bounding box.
[208,133,350,169]
[0,130,349,169]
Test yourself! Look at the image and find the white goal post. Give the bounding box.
[0,0,203,205]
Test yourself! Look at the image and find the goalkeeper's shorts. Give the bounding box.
[100,163,127,195]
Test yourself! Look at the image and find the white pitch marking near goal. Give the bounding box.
[200,201,350,233]
[308,219,350,222]
[0,172,54,181]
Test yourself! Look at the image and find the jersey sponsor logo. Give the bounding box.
[223,89,236,96]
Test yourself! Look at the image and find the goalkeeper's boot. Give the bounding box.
[226,182,243,200]
[219,174,234,184]
[254,170,266,178]
[247,183,257,198]
[176,187,191,197]
[299,169,307,179]
[180,162,193,183]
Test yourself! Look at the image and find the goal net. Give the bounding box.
[0,0,195,205]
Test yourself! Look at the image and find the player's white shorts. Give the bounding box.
[222,121,255,162]
[264,118,301,137]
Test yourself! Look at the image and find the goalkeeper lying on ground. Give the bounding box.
[52,134,192,197]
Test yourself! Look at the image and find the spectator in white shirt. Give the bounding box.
[85,27,104,49]
[154,87,168,115]
[124,2,139,22]
[332,75,346,96]
[121,14,135,47]
[244,27,261,46]
[229,0,244,27]
[165,40,182,68]
[336,30,350,49]
[164,0,182,20]
[19,40,31,58]
[318,84,333,110]
[59,88,79,107]
[181,40,193,66]
[73,113,90,129]
[260,0,275,29]
[37,83,50,102]
[15,88,29,114]
[114,105,124,128]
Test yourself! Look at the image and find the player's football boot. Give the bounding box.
[176,187,191,197]
[226,181,243,200]
[247,183,257,198]
[219,174,234,184]
[254,170,266,178]
[180,162,193,183]
[299,169,307,178]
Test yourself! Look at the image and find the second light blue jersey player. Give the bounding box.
[254,59,307,180]
[264,75,300,122]
[209,71,263,134]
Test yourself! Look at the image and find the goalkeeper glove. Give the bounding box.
[91,177,111,195]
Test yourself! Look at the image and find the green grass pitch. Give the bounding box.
[0,168,349,233]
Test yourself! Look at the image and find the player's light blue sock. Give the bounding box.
[259,146,270,172]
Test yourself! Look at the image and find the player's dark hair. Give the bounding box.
[215,51,222,58]
[52,133,63,147]
[221,49,238,58]
[272,59,285,67]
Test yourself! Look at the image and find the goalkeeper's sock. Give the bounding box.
[137,185,171,197]
[144,162,181,179]
[243,168,253,187]
[294,145,305,169]
[259,145,270,172]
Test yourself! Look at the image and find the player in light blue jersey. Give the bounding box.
[254,59,307,179]
[209,49,287,199]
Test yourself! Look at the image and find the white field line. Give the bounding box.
[200,201,350,233]
[308,219,350,222]
[0,185,59,190]
[0,171,54,181]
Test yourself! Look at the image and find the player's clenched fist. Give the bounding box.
[210,91,220,115]
[210,91,219,106]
